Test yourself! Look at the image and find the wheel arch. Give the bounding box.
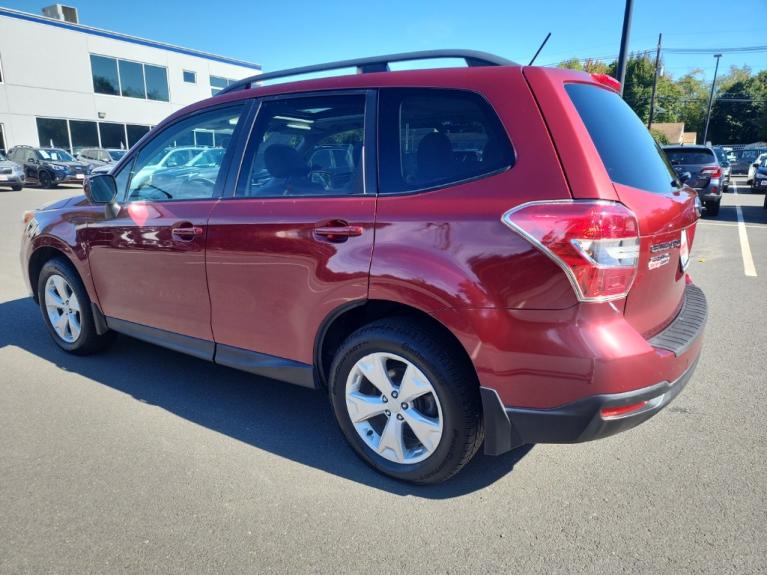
[314,299,479,391]
[28,244,76,303]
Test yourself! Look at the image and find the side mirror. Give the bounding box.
[84,174,119,218]
[679,171,692,184]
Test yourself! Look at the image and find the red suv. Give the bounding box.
[20,51,707,484]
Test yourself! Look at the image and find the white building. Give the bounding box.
[0,5,260,153]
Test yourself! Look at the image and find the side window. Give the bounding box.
[239,95,365,197]
[379,89,514,194]
[124,104,243,202]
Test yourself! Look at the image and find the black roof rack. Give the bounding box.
[217,49,517,96]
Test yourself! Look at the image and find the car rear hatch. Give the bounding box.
[663,147,719,190]
[524,68,699,338]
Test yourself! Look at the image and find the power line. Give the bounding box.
[664,45,767,54]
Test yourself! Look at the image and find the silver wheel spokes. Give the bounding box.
[44,274,81,343]
[346,352,443,465]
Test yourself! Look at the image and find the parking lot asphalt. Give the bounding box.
[0,178,765,574]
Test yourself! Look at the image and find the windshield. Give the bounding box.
[664,148,716,165]
[108,149,126,161]
[39,149,74,162]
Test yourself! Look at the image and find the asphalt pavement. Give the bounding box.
[0,178,765,574]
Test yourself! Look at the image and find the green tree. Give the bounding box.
[557,58,584,71]
[650,129,670,144]
[708,69,767,143]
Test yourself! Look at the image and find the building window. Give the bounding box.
[90,54,169,102]
[0,52,4,83]
[145,65,169,101]
[210,75,237,96]
[36,118,70,149]
[69,120,99,152]
[126,124,151,147]
[99,122,127,149]
[91,55,120,96]
[183,70,196,84]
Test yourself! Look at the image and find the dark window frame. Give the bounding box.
[377,87,515,196]
[183,70,197,84]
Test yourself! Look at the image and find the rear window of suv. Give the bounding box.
[664,148,716,165]
[566,83,678,194]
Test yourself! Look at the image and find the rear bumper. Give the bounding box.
[481,356,698,454]
[480,283,707,455]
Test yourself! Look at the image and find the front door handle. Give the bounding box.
[314,223,363,243]
[171,225,203,241]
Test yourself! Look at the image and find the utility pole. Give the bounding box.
[702,53,722,145]
[647,33,663,129]
[616,0,634,96]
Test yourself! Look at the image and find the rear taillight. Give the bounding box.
[700,166,721,178]
[501,201,640,302]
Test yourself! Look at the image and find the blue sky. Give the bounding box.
[5,0,766,80]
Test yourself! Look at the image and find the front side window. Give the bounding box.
[239,95,365,197]
[379,89,514,194]
[123,105,243,202]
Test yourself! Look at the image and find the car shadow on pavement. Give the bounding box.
[711,204,767,225]
[0,296,532,498]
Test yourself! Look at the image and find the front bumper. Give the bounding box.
[481,283,707,455]
[0,174,24,185]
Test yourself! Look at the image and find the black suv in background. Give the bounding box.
[7,145,90,188]
[663,145,723,216]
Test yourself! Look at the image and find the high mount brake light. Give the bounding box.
[590,73,622,93]
[501,201,640,302]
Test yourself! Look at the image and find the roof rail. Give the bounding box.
[217,49,517,96]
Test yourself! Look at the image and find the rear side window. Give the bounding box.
[379,89,514,194]
[664,148,716,165]
[566,83,678,194]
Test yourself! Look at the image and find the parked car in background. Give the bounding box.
[76,147,127,170]
[663,145,723,215]
[751,156,767,193]
[20,51,707,484]
[128,145,207,191]
[746,152,767,185]
[731,148,767,175]
[0,151,25,191]
[712,147,731,191]
[7,145,90,188]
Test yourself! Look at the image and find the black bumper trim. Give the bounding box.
[481,356,699,455]
[649,284,707,357]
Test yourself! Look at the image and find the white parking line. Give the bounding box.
[731,180,758,277]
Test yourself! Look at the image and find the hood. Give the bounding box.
[37,195,86,211]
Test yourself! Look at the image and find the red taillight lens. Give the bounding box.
[600,401,648,419]
[700,166,721,178]
[502,201,640,302]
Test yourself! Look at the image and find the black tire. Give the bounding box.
[37,257,115,355]
[705,201,720,217]
[329,317,484,484]
[38,170,54,189]
[12,184,23,191]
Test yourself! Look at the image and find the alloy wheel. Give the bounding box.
[345,352,444,464]
[44,274,81,343]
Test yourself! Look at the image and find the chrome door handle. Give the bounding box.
[314,225,363,243]
[171,226,203,241]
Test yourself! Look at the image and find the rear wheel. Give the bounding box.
[329,318,484,484]
[705,200,720,217]
[37,258,115,354]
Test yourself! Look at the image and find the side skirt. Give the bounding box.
[104,316,315,388]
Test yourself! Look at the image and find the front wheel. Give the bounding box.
[329,318,484,484]
[38,170,54,189]
[11,184,23,191]
[37,258,115,354]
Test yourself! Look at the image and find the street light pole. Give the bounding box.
[702,53,722,145]
[648,33,663,129]
[616,0,634,96]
